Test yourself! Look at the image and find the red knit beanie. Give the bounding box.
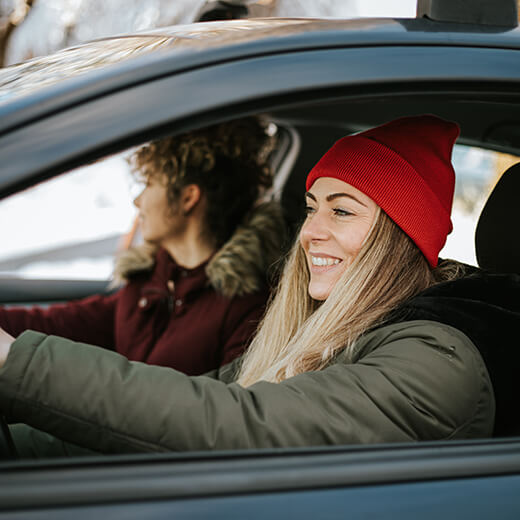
[305,115,460,267]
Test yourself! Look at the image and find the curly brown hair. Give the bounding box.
[130,117,277,247]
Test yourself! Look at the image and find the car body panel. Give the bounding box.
[1,18,520,135]
[11,476,518,520]
[1,44,520,198]
[2,440,520,515]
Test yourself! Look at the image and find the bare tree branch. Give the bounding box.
[0,0,36,67]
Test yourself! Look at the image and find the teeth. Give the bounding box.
[311,256,341,266]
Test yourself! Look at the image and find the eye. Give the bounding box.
[304,205,316,216]
[333,208,353,217]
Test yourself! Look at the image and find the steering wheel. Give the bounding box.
[0,415,17,459]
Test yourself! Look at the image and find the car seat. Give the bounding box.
[474,162,520,437]
[476,162,520,274]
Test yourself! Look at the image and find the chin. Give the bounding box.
[308,284,330,301]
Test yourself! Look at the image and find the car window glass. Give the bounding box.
[0,141,515,281]
[0,122,293,282]
[0,154,137,280]
[441,145,520,265]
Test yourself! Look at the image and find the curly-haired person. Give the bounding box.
[0,117,285,374]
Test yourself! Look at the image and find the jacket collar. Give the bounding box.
[143,248,210,301]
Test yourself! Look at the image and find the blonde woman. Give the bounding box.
[0,117,283,375]
[1,115,516,457]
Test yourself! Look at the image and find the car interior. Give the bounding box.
[476,162,520,275]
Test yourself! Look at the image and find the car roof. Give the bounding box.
[1,15,520,199]
[1,17,520,112]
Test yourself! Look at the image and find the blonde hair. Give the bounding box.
[237,209,464,387]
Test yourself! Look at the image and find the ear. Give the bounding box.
[180,184,202,215]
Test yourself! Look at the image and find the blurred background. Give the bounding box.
[0,0,417,66]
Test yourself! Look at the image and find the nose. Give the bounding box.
[300,210,330,244]
[133,190,143,208]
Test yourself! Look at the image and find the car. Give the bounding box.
[1,1,520,518]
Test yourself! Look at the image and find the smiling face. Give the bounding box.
[300,177,378,301]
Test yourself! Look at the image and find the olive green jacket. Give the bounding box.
[0,320,494,454]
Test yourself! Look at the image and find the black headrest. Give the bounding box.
[475,163,520,274]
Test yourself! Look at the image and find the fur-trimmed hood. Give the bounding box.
[113,201,285,298]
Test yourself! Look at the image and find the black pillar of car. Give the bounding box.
[417,0,518,27]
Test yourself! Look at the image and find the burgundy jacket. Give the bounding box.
[0,249,268,375]
[0,202,284,374]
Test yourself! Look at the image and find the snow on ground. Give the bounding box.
[442,207,480,266]
[0,155,136,262]
[13,257,116,280]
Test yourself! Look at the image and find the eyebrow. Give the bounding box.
[305,191,368,207]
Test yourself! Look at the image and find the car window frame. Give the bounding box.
[2,44,520,198]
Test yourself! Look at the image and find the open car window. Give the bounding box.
[0,138,516,283]
[0,122,295,284]
[0,154,136,281]
[442,145,520,265]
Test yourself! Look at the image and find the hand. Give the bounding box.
[0,328,14,369]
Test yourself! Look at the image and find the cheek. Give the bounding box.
[325,260,349,286]
[155,195,172,222]
[338,225,371,259]
[143,192,159,213]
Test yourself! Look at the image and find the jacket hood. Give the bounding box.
[113,201,285,298]
[390,270,520,437]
